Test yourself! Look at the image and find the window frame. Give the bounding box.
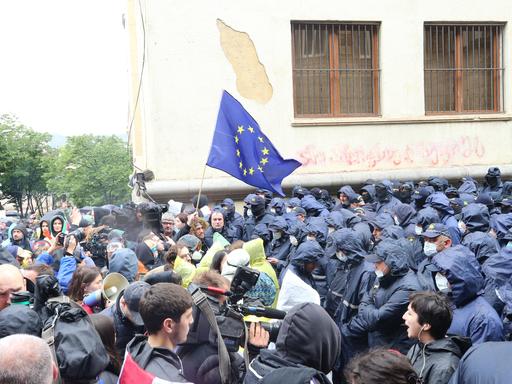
[291,21,381,118]
[423,22,505,115]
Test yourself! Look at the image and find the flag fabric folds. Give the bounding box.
[206,90,301,196]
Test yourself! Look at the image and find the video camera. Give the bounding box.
[67,226,111,262]
[183,265,285,353]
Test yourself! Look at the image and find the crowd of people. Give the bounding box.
[1,166,512,383]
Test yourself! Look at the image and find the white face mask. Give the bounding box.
[290,236,298,246]
[306,235,316,241]
[246,209,253,217]
[506,241,512,249]
[435,272,451,293]
[336,250,348,262]
[423,241,438,257]
[457,220,467,234]
[415,225,423,235]
[272,231,282,240]
[328,227,336,235]
[393,216,400,226]
[286,207,293,213]
[375,269,385,278]
[270,208,276,214]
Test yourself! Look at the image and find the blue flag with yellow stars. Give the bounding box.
[207,91,301,196]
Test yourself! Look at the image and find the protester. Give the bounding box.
[403,291,471,384]
[244,302,340,384]
[0,263,25,311]
[345,348,419,384]
[101,280,151,356]
[0,334,58,384]
[67,265,103,314]
[119,283,194,382]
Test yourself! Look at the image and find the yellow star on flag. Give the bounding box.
[237,125,245,134]
[258,136,264,143]
[258,165,264,173]
[236,149,240,157]
[239,161,243,169]
[248,126,255,133]
[260,157,268,165]
[234,135,239,144]
[249,167,254,175]
[243,168,247,176]
[261,147,269,155]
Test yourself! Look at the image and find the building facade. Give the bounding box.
[126,0,512,201]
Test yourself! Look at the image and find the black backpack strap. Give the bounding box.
[192,289,234,384]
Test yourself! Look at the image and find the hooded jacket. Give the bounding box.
[448,341,512,384]
[343,239,420,354]
[432,249,504,344]
[244,303,340,384]
[300,195,329,218]
[481,246,512,315]
[109,248,139,282]
[460,203,491,233]
[416,207,441,230]
[324,229,375,323]
[282,240,324,289]
[407,336,471,384]
[244,238,280,307]
[267,217,292,274]
[374,181,401,214]
[121,335,188,382]
[426,193,461,245]
[462,231,499,264]
[393,203,417,237]
[5,223,31,251]
[221,198,245,233]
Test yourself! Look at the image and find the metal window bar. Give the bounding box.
[291,22,380,117]
[424,24,503,113]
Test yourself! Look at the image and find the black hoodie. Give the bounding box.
[244,303,340,384]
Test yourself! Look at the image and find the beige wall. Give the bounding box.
[127,0,512,200]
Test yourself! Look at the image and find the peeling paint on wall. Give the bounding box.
[217,19,273,103]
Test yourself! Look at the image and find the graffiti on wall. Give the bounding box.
[297,135,486,169]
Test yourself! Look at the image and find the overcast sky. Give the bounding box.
[0,0,128,136]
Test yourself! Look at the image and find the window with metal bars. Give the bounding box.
[424,23,504,114]
[291,22,380,117]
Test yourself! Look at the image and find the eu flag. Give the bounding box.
[207,91,301,196]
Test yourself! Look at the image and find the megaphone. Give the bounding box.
[83,272,129,307]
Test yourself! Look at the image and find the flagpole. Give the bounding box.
[195,164,207,213]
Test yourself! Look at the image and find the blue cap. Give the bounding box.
[422,223,451,239]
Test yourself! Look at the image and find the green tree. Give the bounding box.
[0,114,54,216]
[46,135,132,207]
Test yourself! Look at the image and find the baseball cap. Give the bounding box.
[412,186,435,200]
[421,223,452,239]
[122,281,151,327]
[293,207,306,216]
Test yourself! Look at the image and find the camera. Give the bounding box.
[183,266,285,354]
[56,233,65,246]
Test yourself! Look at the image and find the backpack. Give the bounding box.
[42,296,109,382]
